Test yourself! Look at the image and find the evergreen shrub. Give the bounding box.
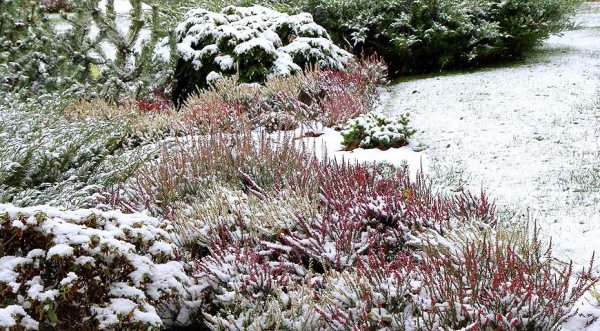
[0,205,197,330]
[172,5,351,104]
[341,112,416,150]
[299,0,583,76]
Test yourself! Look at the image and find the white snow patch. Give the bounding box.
[296,126,427,180]
[98,0,151,13]
[383,8,600,277]
[47,244,75,258]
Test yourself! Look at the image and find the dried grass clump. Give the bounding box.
[63,98,138,120]
[63,98,181,145]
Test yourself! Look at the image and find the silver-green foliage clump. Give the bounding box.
[0,95,147,209]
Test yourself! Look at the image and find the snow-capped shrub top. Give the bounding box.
[0,204,198,330]
[172,5,352,103]
[341,111,416,150]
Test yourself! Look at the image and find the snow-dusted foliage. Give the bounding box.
[301,0,583,76]
[179,57,386,133]
[96,95,595,329]
[0,94,162,209]
[0,204,198,330]
[0,0,62,95]
[176,169,588,330]
[60,0,174,102]
[1,0,175,103]
[341,111,416,150]
[0,96,129,208]
[172,5,351,103]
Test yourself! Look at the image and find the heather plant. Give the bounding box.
[181,99,251,134]
[0,94,168,209]
[0,205,197,330]
[63,97,180,145]
[341,112,416,150]
[99,128,318,218]
[171,5,351,104]
[251,88,322,132]
[97,106,595,329]
[314,252,421,329]
[179,163,588,329]
[418,229,594,330]
[313,57,386,128]
[181,56,386,131]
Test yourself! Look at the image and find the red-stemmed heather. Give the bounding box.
[315,250,421,330]
[99,127,319,219]
[320,89,370,127]
[195,231,304,300]
[91,55,595,330]
[251,91,315,132]
[275,163,496,271]
[178,57,386,132]
[194,227,307,326]
[312,66,379,127]
[420,237,595,330]
[182,99,249,134]
[138,89,171,113]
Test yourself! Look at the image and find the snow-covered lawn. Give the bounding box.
[382,2,600,275]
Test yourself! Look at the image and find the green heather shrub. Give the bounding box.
[0,94,155,209]
[341,112,416,150]
[180,56,386,133]
[172,5,351,104]
[299,0,583,76]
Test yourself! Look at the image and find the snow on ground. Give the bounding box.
[297,126,426,180]
[382,3,600,275]
[374,5,600,326]
[296,88,426,179]
[98,0,152,12]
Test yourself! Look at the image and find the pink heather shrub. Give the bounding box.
[419,237,594,330]
[97,121,593,329]
[137,89,172,113]
[90,52,592,330]
[98,130,318,219]
[179,56,387,132]
[277,163,496,271]
[251,91,314,133]
[195,232,309,329]
[314,66,380,127]
[314,251,421,329]
[183,99,249,134]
